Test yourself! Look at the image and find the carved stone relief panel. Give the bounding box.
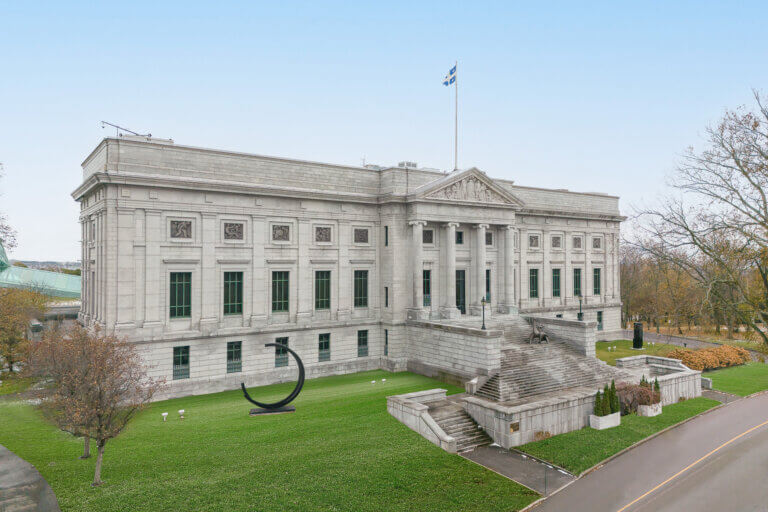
[170,220,192,239]
[354,228,369,244]
[224,222,244,240]
[272,224,290,242]
[315,226,331,243]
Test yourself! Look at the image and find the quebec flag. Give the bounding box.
[442,65,456,86]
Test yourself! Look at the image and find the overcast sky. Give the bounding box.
[1,1,767,261]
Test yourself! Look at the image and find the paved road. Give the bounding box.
[532,392,768,512]
[0,444,60,512]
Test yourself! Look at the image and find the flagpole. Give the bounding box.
[454,60,458,171]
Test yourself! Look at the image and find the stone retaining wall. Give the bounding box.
[386,389,457,453]
[615,355,702,405]
[524,315,597,357]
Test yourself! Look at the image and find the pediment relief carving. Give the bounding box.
[426,175,512,204]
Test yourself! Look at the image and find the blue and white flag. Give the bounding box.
[442,65,456,86]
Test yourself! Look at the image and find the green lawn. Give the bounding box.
[0,375,34,396]
[0,370,538,512]
[517,397,720,474]
[707,362,768,396]
[596,339,678,366]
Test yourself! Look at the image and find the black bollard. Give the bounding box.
[633,322,644,349]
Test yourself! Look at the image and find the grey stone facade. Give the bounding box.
[72,136,624,398]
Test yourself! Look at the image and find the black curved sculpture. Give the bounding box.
[241,342,305,415]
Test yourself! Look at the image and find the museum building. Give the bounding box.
[73,136,624,399]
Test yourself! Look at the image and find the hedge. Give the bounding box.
[667,345,750,371]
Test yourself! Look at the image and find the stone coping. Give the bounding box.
[464,387,598,416]
[406,319,504,338]
[525,315,597,329]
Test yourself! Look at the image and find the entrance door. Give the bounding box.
[456,270,466,314]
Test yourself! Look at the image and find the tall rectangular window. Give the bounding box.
[226,341,242,373]
[172,346,190,380]
[384,226,388,246]
[485,269,491,301]
[574,268,582,297]
[385,287,389,307]
[315,271,331,310]
[552,269,561,298]
[593,268,601,296]
[275,337,288,368]
[170,272,191,318]
[223,271,243,315]
[423,270,431,307]
[529,269,539,299]
[384,329,388,356]
[318,333,330,362]
[272,271,289,312]
[456,231,464,244]
[357,330,368,357]
[354,270,369,307]
[597,311,604,331]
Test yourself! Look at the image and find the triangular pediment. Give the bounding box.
[414,168,524,207]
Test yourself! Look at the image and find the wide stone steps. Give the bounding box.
[428,402,491,453]
[476,321,629,403]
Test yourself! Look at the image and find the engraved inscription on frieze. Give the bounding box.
[170,220,192,239]
[354,228,369,244]
[315,226,331,242]
[224,222,244,240]
[272,224,290,242]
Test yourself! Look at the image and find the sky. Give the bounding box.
[1,1,767,261]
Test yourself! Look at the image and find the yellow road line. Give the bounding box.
[616,418,768,512]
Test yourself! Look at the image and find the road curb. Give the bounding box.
[518,397,732,512]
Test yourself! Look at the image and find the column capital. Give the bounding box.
[445,222,460,228]
[408,220,427,227]
[475,223,489,229]
[504,225,517,231]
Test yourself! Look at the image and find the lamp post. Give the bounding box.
[577,294,584,321]
[481,296,487,330]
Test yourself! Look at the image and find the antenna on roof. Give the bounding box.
[100,121,151,138]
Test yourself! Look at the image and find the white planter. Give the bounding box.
[638,403,662,417]
[590,412,621,430]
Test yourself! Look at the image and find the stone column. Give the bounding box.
[518,227,527,308]
[296,219,312,324]
[200,213,218,334]
[440,222,460,319]
[500,225,517,314]
[470,223,488,315]
[408,220,426,320]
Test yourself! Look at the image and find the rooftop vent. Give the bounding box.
[398,161,418,169]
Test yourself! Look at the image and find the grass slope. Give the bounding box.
[0,375,33,396]
[596,339,677,366]
[517,397,720,474]
[707,362,768,396]
[0,370,538,512]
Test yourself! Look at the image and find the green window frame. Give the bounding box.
[593,268,601,296]
[597,311,604,331]
[170,272,191,319]
[552,269,561,298]
[354,270,368,308]
[385,287,389,307]
[529,269,539,299]
[271,271,289,312]
[226,341,242,373]
[357,330,368,357]
[574,268,582,297]
[173,346,190,380]
[485,269,491,301]
[384,329,388,356]
[423,270,431,307]
[318,333,330,362]
[223,272,243,315]
[384,226,389,246]
[275,337,289,368]
[456,231,464,245]
[315,270,331,310]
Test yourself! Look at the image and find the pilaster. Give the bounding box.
[440,222,461,319]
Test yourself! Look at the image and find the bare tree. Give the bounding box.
[0,288,46,373]
[29,326,162,485]
[633,91,768,345]
[0,163,17,251]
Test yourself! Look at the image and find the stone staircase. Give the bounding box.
[428,399,491,453]
[475,318,632,403]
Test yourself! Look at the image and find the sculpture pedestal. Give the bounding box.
[249,406,296,416]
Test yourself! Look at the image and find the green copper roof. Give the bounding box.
[0,241,81,298]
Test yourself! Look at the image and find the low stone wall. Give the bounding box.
[464,389,597,448]
[386,389,457,453]
[406,321,503,384]
[615,355,702,405]
[524,315,597,357]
